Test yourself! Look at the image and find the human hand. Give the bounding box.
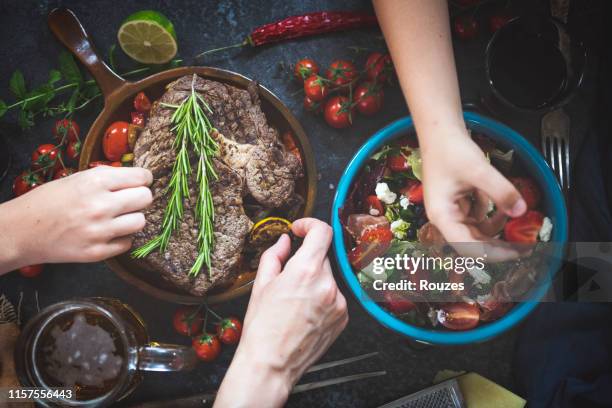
[214,218,348,408]
[0,166,152,272]
[420,125,527,261]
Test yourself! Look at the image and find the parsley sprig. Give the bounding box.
[132,75,219,277]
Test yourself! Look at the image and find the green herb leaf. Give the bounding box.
[59,51,82,83]
[18,109,34,129]
[23,84,55,112]
[48,69,62,85]
[9,70,26,98]
[0,100,7,118]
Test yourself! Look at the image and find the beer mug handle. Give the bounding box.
[137,342,198,372]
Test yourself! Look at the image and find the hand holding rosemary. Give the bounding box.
[132,76,219,277]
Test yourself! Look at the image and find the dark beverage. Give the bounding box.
[485,18,585,112]
[35,311,125,401]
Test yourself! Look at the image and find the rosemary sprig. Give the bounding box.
[132,76,219,278]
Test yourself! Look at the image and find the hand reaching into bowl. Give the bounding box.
[374,0,527,260]
[215,218,348,408]
[0,166,153,274]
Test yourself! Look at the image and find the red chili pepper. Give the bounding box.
[197,11,378,57]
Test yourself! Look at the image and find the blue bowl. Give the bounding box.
[331,112,568,345]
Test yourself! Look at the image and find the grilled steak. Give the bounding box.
[133,74,302,295]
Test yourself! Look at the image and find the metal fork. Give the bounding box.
[541,108,571,191]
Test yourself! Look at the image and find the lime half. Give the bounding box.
[118,10,177,64]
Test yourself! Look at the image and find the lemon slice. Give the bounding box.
[118,11,177,64]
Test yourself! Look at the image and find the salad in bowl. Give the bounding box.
[332,114,567,344]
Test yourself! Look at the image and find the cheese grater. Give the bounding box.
[377,379,465,408]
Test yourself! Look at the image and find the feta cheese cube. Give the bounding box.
[399,194,410,209]
[375,182,397,204]
[539,216,553,242]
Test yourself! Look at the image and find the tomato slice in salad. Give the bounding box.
[383,291,416,314]
[400,180,424,204]
[365,195,384,216]
[437,302,480,331]
[348,226,392,270]
[504,210,544,243]
[387,153,410,172]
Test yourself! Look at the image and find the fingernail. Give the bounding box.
[509,199,527,217]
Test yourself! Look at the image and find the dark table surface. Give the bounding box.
[0,0,603,407]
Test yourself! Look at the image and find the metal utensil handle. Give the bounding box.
[47,8,125,98]
[138,343,198,372]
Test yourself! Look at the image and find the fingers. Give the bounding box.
[476,210,507,237]
[104,236,134,258]
[84,236,133,262]
[470,190,490,222]
[253,234,292,295]
[291,218,333,264]
[108,212,146,239]
[109,186,153,216]
[88,166,153,191]
[472,165,526,217]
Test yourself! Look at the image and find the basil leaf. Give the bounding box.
[59,52,82,83]
[23,84,55,112]
[9,70,26,98]
[48,69,62,85]
[0,100,7,118]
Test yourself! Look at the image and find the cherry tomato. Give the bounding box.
[294,58,319,81]
[400,180,424,204]
[131,111,145,127]
[192,333,221,362]
[454,15,479,40]
[216,317,243,345]
[510,177,541,210]
[19,264,43,278]
[110,161,123,167]
[173,307,204,337]
[353,82,384,116]
[489,13,513,33]
[103,121,130,161]
[88,161,112,168]
[437,302,480,330]
[304,75,329,102]
[365,53,394,83]
[326,60,358,87]
[365,195,384,216]
[32,144,61,171]
[504,210,544,243]
[13,170,44,197]
[66,140,81,161]
[134,91,151,112]
[383,291,415,314]
[387,154,410,172]
[303,95,322,114]
[53,119,80,143]
[360,226,393,244]
[53,167,76,180]
[348,226,392,270]
[324,96,352,129]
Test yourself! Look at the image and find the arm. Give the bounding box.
[373,0,527,259]
[214,219,348,408]
[0,166,153,274]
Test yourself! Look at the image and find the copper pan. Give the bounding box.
[48,8,317,304]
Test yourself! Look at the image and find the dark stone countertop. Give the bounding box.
[0,0,601,406]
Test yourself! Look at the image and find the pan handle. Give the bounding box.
[48,8,125,99]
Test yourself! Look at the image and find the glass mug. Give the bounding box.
[15,298,198,407]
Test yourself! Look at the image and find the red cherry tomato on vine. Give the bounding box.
[173,307,204,337]
[294,58,319,81]
[53,167,76,180]
[326,60,358,87]
[53,119,80,143]
[103,121,130,161]
[353,82,384,116]
[454,15,479,40]
[365,52,394,83]
[13,170,44,197]
[304,75,329,102]
[131,111,145,127]
[303,95,322,114]
[192,333,221,362]
[134,91,151,112]
[216,317,243,345]
[324,96,353,129]
[66,140,81,161]
[19,264,44,278]
[32,144,61,171]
